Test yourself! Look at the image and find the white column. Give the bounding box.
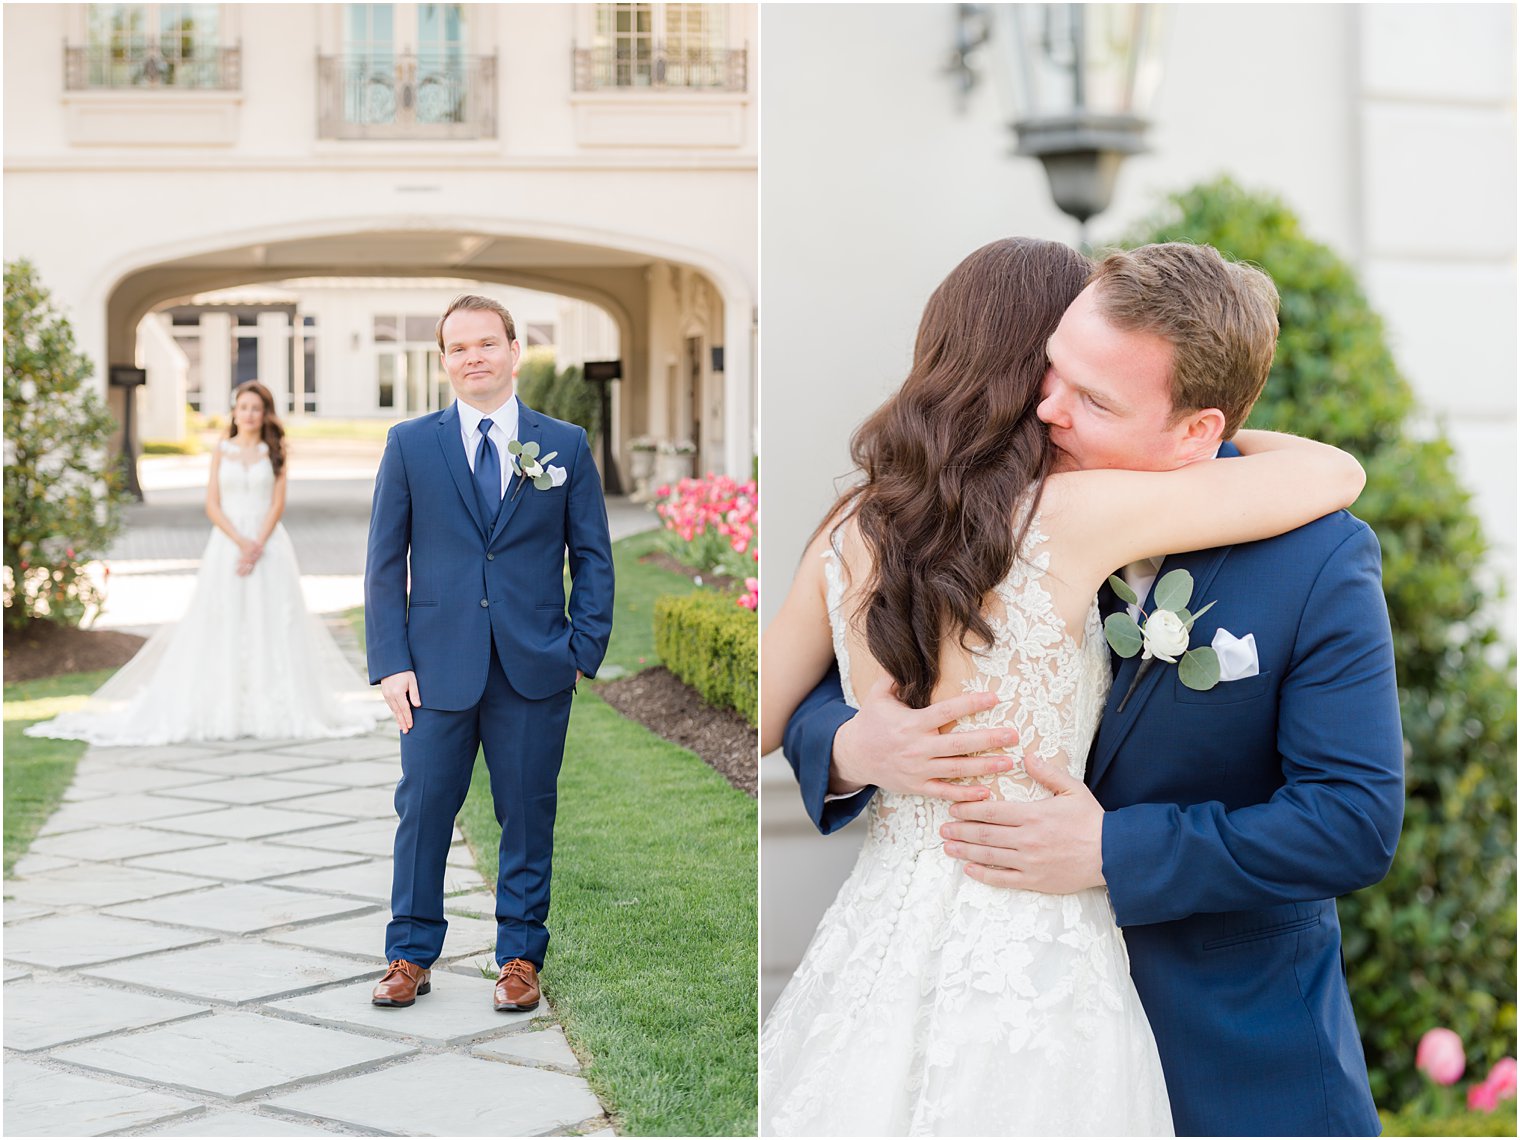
[289,315,306,417]
[722,291,754,480]
[136,313,188,441]
[199,311,233,417]
[256,311,292,413]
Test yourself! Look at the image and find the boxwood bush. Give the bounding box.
[654,591,758,724]
[1125,178,1517,1109]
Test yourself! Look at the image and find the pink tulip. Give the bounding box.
[1416,1027,1466,1086]
[1468,1080,1501,1113]
[1488,1057,1518,1098]
[1465,1057,1518,1113]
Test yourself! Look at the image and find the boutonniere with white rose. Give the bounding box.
[1103,568,1222,705]
[506,439,567,499]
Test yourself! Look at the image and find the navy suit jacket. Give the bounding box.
[365,401,615,709]
[782,460,1404,1136]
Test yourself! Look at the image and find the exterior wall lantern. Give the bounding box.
[952,3,1164,243]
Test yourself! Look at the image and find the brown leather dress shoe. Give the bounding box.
[494,958,540,1012]
[372,959,430,1007]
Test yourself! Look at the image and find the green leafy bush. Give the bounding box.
[141,438,202,455]
[516,346,601,438]
[4,260,127,630]
[1125,178,1517,1109]
[1381,1102,1517,1137]
[654,591,758,724]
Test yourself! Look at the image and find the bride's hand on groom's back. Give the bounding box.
[831,676,1019,802]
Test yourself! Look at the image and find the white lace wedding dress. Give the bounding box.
[26,440,386,746]
[760,508,1174,1136]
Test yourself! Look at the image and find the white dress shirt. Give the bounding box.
[1122,556,1164,618]
[456,395,519,499]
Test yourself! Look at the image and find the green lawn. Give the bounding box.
[282,417,399,441]
[459,694,756,1136]
[583,528,699,675]
[3,669,114,874]
[350,528,756,1133]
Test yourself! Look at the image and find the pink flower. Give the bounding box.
[1416,1028,1466,1086]
[1469,1057,1518,1112]
[737,576,759,611]
[1469,1080,1502,1113]
[1486,1057,1518,1100]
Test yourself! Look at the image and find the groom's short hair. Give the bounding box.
[436,294,518,351]
[1090,243,1278,437]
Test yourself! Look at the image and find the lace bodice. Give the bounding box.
[761,503,1171,1136]
[822,502,1110,854]
[218,439,275,522]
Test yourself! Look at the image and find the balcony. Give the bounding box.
[572,45,747,92]
[64,42,241,90]
[317,54,497,141]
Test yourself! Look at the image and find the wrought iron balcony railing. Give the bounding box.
[572,45,747,92]
[317,54,497,140]
[64,42,241,90]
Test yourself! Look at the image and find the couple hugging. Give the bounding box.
[761,240,1404,1136]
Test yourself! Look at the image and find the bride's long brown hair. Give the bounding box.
[228,380,287,476]
[823,237,1092,708]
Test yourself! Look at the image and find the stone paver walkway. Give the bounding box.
[4,699,613,1136]
[4,443,626,1135]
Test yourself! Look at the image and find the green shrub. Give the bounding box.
[654,591,758,724]
[3,260,127,631]
[516,346,601,439]
[141,438,202,455]
[1380,1102,1516,1137]
[1125,178,1517,1109]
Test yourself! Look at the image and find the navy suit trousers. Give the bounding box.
[386,642,574,969]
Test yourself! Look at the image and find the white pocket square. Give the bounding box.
[547,465,567,487]
[1211,629,1260,682]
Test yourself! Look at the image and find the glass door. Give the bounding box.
[343,4,465,131]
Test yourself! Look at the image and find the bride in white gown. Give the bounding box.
[27,380,385,746]
[758,239,1366,1135]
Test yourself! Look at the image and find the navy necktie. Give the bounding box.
[474,416,502,525]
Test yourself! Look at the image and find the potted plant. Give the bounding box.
[655,438,697,484]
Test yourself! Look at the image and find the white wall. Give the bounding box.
[3,3,757,474]
[759,2,1516,1013]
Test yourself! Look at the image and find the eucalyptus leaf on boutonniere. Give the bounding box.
[506,439,563,500]
[1103,568,1221,706]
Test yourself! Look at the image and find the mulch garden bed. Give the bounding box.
[599,667,756,797]
[4,621,145,683]
[637,551,741,593]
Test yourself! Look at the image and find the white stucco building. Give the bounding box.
[4,2,757,485]
[759,3,1516,1012]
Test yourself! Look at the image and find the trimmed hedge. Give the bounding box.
[1125,177,1517,1109]
[1380,1103,1517,1137]
[654,591,757,724]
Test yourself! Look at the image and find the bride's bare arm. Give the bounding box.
[1049,430,1365,580]
[204,448,252,550]
[253,467,289,548]
[760,531,837,755]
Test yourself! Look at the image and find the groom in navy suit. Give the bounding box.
[365,294,614,1012]
[783,244,1404,1135]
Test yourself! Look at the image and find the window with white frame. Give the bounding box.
[70,4,236,89]
[320,3,493,139]
[578,3,741,91]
